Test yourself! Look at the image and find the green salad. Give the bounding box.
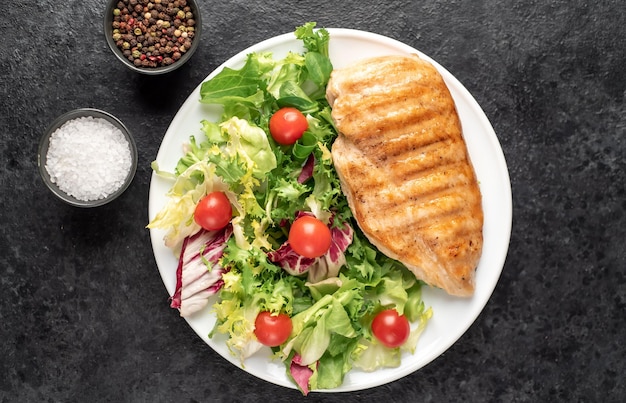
[148,22,432,395]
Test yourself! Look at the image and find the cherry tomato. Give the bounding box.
[254,311,293,347]
[194,191,232,231]
[371,309,410,348]
[269,107,308,145]
[288,216,332,258]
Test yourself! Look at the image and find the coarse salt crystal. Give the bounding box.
[45,116,133,202]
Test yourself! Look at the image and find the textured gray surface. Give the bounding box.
[1,0,624,402]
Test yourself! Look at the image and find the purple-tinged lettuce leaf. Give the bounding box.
[170,225,233,317]
[267,212,354,282]
[289,354,317,396]
[297,154,315,183]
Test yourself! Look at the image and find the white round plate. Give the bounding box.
[148,28,512,392]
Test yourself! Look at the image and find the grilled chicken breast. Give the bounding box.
[327,54,483,296]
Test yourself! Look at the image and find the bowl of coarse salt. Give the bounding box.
[38,108,138,207]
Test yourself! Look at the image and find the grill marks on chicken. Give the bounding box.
[327,55,483,296]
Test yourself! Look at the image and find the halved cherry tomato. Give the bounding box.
[194,191,232,231]
[371,309,410,348]
[269,107,308,145]
[254,311,293,347]
[288,216,332,258]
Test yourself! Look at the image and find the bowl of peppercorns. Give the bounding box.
[104,0,201,74]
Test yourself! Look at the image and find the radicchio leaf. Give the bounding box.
[289,354,316,396]
[267,243,316,276]
[307,220,353,283]
[297,154,315,183]
[268,212,354,282]
[170,225,233,317]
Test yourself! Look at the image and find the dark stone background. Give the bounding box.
[1,1,624,402]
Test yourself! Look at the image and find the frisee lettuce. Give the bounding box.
[148,22,431,395]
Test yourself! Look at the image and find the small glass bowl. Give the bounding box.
[103,0,202,75]
[37,108,138,208]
